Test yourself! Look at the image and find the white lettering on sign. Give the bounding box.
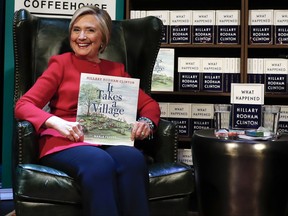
[15,0,116,19]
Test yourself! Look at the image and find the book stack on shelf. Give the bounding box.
[159,102,214,138]
[178,57,240,93]
[130,9,241,45]
[249,9,288,45]
[247,58,288,94]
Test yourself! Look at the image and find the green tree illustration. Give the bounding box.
[78,83,101,116]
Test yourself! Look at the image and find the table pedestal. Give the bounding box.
[192,129,288,216]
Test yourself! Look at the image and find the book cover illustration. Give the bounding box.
[76,73,140,146]
[151,48,175,91]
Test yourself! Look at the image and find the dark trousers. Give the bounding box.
[40,145,149,216]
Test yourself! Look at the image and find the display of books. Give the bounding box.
[76,73,139,146]
[151,48,175,92]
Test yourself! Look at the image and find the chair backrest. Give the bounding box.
[13,9,163,103]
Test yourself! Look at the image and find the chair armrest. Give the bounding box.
[136,118,178,164]
[153,118,178,163]
[14,120,39,165]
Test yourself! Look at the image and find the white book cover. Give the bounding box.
[192,10,216,44]
[76,73,139,146]
[274,10,288,44]
[178,57,202,91]
[152,48,175,91]
[249,9,274,44]
[263,58,288,93]
[215,10,240,44]
[201,57,224,92]
[169,10,192,43]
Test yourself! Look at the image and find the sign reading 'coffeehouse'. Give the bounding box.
[230,83,264,129]
[15,0,116,19]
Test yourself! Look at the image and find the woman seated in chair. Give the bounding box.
[14,6,160,216]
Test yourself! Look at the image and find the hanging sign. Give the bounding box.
[14,0,116,19]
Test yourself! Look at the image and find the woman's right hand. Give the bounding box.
[45,116,84,142]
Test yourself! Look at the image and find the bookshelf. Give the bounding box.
[125,0,288,148]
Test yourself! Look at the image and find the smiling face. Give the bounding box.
[70,14,103,63]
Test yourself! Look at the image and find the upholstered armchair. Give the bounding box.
[12,9,195,216]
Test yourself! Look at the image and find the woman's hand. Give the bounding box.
[130,120,152,141]
[45,116,84,142]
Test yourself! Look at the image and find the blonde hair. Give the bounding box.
[69,6,112,53]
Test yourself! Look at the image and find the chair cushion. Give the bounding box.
[15,163,194,204]
[148,162,195,200]
[15,164,81,204]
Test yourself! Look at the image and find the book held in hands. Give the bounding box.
[76,73,140,146]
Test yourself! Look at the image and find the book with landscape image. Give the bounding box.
[76,73,139,146]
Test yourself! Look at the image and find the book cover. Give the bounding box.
[146,10,170,44]
[263,58,288,93]
[230,83,264,129]
[151,48,175,92]
[215,10,240,44]
[158,102,170,120]
[192,10,215,44]
[191,103,214,135]
[274,10,288,45]
[178,57,201,92]
[278,105,288,133]
[249,9,274,44]
[178,148,193,166]
[76,73,140,146]
[167,103,191,137]
[201,57,224,92]
[169,10,192,44]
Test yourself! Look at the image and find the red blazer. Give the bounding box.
[15,53,160,158]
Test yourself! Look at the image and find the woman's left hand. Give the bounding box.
[131,120,151,141]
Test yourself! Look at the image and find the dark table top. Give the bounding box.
[193,129,288,144]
